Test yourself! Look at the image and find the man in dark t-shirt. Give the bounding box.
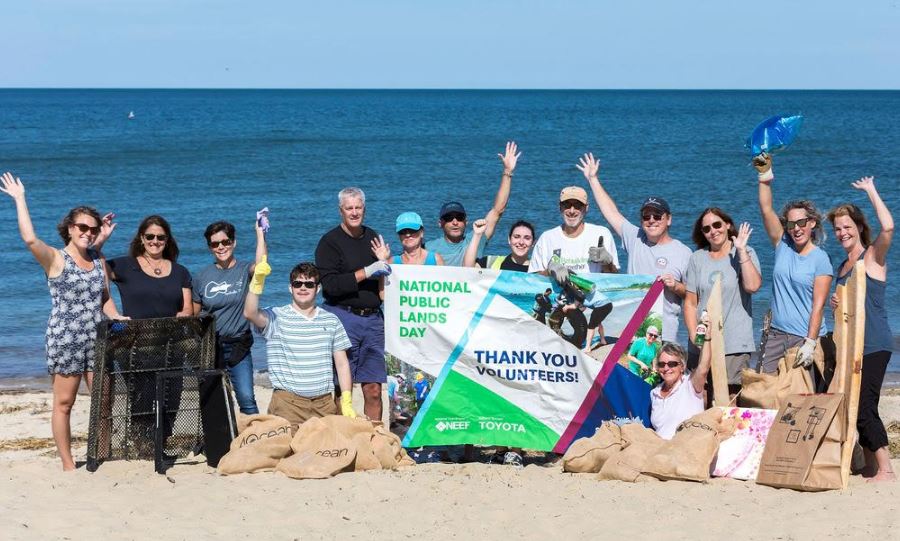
[315,187,392,421]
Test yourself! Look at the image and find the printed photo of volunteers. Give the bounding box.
[315,187,392,421]
[192,218,268,415]
[581,152,692,342]
[755,154,832,379]
[427,141,516,266]
[2,172,126,471]
[827,177,895,481]
[243,260,357,433]
[683,209,761,393]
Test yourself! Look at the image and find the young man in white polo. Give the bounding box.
[244,259,357,432]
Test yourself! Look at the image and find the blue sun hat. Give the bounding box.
[396,211,424,233]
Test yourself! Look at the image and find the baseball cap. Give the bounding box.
[396,211,424,232]
[640,196,671,215]
[439,201,467,219]
[559,186,588,205]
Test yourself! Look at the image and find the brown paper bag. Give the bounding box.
[598,423,664,483]
[277,417,357,479]
[320,415,379,439]
[562,422,623,473]
[351,431,383,472]
[217,414,293,474]
[372,425,404,469]
[756,393,844,491]
[643,409,730,482]
[740,348,816,410]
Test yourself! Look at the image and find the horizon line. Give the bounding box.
[1,87,899,92]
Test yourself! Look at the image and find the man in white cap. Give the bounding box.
[577,153,691,342]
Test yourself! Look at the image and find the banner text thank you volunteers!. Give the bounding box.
[473,350,580,383]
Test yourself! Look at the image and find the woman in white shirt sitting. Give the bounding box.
[650,315,712,439]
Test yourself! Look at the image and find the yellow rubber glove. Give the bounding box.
[340,391,357,418]
[249,255,271,295]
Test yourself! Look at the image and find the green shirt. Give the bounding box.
[627,338,660,376]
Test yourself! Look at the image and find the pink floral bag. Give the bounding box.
[713,407,777,480]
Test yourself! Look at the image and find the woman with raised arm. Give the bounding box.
[1,172,124,471]
[683,208,762,393]
[828,177,895,482]
[755,154,832,375]
[192,218,268,415]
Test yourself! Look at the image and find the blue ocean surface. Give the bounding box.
[1,89,898,383]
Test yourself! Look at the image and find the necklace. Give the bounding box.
[143,255,164,275]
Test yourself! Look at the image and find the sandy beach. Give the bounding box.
[1,386,898,540]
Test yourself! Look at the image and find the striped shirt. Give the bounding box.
[257,305,351,397]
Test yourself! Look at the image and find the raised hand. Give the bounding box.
[734,222,753,250]
[498,141,521,174]
[0,172,25,200]
[472,218,487,236]
[752,153,772,174]
[576,153,600,181]
[93,212,117,248]
[851,176,876,193]
[370,234,391,262]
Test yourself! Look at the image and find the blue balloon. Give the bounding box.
[746,114,803,157]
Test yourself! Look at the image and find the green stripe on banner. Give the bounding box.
[404,370,560,450]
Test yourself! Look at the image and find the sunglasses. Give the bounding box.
[657,361,682,369]
[208,238,234,249]
[784,217,811,230]
[143,233,168,242]
[291,280,317,290]
[398,228,421,237]
[560,201,586,211]
[701,221,724,234]
[642,212,664,222]
[442,213,466,223]
[73,223,101,235]
[647,333,659,338]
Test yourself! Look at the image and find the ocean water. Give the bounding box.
[1,89,898,383]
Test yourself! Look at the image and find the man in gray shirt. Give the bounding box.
[577,153,692,341]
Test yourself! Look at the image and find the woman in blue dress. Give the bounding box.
[2,172,125,470]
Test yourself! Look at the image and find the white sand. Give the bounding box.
[1,386,898,540]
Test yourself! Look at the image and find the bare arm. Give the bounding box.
[463,219,487,268]
[691,314,712,394]
[243,289,269,329]
[483,141,518,239]
[855,177,893,269]
[176,288,193,317]
[578,153,625,236]
[333,349,353,394]
[435,253,445,266]
[734,224,762,293]
[1,172,62,275]
[684,291,699,343]
[100,256,126,319]
[249,221,268,275]
[755,155,783,246]
[807,275,832,340]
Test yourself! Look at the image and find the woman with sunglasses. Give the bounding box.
[684,208,762,393]
[650,316,712,440]
[108,215,192,319]
[2,172,125,470]
[191,219,267,415]
[756,154,832,375]
[827,177,894,482]
[390,211,444,266]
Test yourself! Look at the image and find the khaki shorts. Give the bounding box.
[268,390,337,433]
[725,353,751,385]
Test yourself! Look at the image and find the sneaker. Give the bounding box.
[502,451,523,468]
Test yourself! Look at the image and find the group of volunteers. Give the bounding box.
[2,140,894,480]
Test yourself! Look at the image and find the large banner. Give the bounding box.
[384,266,663,452]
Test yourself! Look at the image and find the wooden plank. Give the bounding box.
[835,261,866,489]
[706,276,729,407]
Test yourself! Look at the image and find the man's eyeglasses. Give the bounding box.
[701,221,724,234]
[143,233,168,242]
[208,238,234,249]
[642,212,664,222]
[442,213,466,223]
[291,280,317,290]
[560,201,586,211]
[73,223,101,235]
[657,361,682,369]
[784,217,811,230]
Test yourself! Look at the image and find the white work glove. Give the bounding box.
[547,260,570,286]
[588,245,614,265]
[364,260,392,279]
[793,337,817,368]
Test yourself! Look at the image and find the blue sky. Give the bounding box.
[2,0,899,89]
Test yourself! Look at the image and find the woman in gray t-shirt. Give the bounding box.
[192,220,267,414]
[684,207,762,391]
